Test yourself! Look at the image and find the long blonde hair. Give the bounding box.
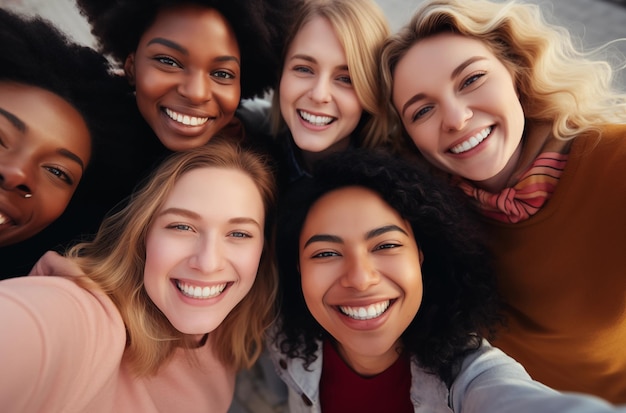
[381,0,626,144]
[271,0,391,148]
[68,138,277,375]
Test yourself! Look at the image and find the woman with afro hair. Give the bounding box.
[76,0,291,153]
[0,9,135,278]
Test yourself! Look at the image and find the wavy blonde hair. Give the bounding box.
[68,138,277,375]
[381,0,626,144]
[271,0,391,148]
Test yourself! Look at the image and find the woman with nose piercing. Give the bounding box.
[0,138,278,412]
[0,9,133,278]
[381,0,626,402]
[268,148,626,413]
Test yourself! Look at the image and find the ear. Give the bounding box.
[124,53,136,86]
[418,249,424,266]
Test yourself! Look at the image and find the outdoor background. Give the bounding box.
[3,0,626,73]
[1,0,625,412]
[2,0,625,88]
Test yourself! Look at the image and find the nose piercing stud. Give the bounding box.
[24,193,32,199]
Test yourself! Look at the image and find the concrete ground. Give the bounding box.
[2,0,625,412]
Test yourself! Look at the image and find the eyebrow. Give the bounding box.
[303,224,408,248]
[289,54,349,71]
[158,207,261,228]
[0,107,26,133]
[400,56,487,117]
[147,37,241,65]
[59,148,85,170]
[1,107,85,170]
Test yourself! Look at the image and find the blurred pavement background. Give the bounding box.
[1,0,624,412]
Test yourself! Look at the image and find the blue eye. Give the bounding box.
[229,231,252,238]
[461,72,486,89]
[411,106,433,122]
[337,75,352,85]
[168,224,192,231]
[293,66,313,75]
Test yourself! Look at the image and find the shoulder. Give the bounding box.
[572,124,626,154]
[0,275,125,411]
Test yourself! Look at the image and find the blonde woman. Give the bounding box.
[269,0,392,185]
[0,138,277,412]
[381,0,626,402]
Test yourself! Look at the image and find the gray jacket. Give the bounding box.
[267,337,624,413]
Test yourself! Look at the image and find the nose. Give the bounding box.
[441,97,472,132]
[308,76,332,104]
[0,155,35,197]
[189,236,224,274]
[340,250,380,291]
[177,70,213,104]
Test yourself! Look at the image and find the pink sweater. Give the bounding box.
[0,271,235,412]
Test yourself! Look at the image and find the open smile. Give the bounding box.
[449,126,492,154]
[298,110,336,126]
[175,280,228,299]
[0,212,16,227]
[164,108,210,127]
[338,299,392,321]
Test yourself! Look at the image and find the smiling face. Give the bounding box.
[0,82,91,247]
[143,167,265,335]
[125,5,241,152]
[392,33,525,190]
[299,186,423,375]
[279,16,362,158]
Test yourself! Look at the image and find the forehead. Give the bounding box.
[287,15,343,57]
[396,32,496,75]
[304,186,406,231]
[141,5,240,56]
[0,81,91,165]
[162,166,265,216]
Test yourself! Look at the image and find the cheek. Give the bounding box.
[133,65,168,98]
[300,264,327,309]
[236,243,265,284]
[407,126,438,155]
[215,86,241,116]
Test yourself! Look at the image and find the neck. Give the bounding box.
[300,136,351,172]
[474,140,523,192]
[335,340,402,377]
[473,123,555,192]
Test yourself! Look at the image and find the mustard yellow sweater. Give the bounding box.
[487,124,626,403]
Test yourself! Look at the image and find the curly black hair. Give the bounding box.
[76,0,292,99]
[0,9,144,277]
[0,8,129,152]
[274,148,503,383]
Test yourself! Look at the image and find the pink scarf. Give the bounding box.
[456,152,568,223]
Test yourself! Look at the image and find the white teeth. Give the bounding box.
[339,300,390,320]
[450,126,491,154]
[176,280,227,299]
[0,213,12,225]
[165,108,209,126]
[298,110,334,126]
